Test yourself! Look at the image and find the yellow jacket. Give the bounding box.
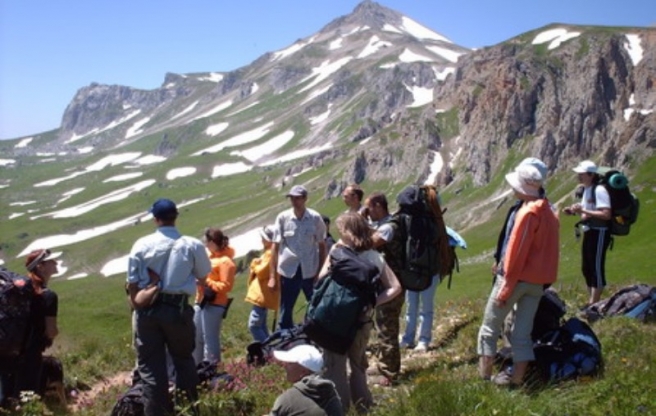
[244,249,279,310]
[195,246,236,307]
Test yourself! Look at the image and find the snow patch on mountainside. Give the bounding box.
[190,100,233,122]
[193,122,275,155]
[231,130,295,162]
[103,172,143,183]
[401,17,451,43]
[211,162,252,178]
[206,122,229,136]
[300,57,353,92]
[425,45,463,63]
[358,35,392,58]
[14,137,33,148]
[532,28,581,50]
[166,167,196,180]
[624,34,643,66]
[126,117,151,139]
[399,48,434,63]
[171,101,199,120]
[406,85,434,108]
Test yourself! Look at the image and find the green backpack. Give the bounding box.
[304,246,380,354]
[594,169,640,236]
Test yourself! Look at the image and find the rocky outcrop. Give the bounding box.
[435,27,656,185]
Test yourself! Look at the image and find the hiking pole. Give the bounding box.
[271,309,278,334]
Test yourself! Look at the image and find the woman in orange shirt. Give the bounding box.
[193,228,236,364]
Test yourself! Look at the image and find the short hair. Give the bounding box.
[321,215,330,225]
[367,192,388,212]
[335,212,374,252]
[346,184,364,202]
[205,227,229,249]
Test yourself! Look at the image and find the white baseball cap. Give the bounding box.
[573,160,598,174]
[273,344,323,373]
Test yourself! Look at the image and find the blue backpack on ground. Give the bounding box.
[532,317,603,383]
[304,246,380,354]
[0,267,35,359]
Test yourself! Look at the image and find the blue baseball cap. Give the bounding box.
[149,198,178,219]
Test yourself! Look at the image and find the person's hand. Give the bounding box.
[563,206,574,216]
[146,268,160,286]
[267,276,278,291]
[571,203,583,214]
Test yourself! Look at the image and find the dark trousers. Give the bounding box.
[279,267,314,330]
[582,228,611,288]
[135,301,198,416]
[1,348,43,403]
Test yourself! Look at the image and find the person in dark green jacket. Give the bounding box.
[269,345,343,416]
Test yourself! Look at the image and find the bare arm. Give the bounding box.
[375,263,402,306]
[45,316,58,340]
[268,242,280,290]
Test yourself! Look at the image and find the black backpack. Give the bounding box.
[304,246,380,354]
[0,267,35,359]
[389,185,453,291]
[594,169,640,236]
[532,317,603,383]
[247,324,311,367]
[110,372,146,416]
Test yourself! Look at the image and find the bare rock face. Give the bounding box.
[435,27,656,185]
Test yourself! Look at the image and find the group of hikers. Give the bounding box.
[0,156,621,416]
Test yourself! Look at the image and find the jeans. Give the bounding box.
[135,302,198,416]
[477,275,544,362]
[279,267,314,330]
[402,275,440,345]
[248,305,270,342]
[193,304,225,364]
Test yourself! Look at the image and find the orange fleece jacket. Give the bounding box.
[195,246,236,307]
[498,198,559,302]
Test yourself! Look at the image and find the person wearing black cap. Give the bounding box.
[270,185,327,329]
[126,198,212,416]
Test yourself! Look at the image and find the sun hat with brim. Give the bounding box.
[273,344,323,373]
[505,165,543,198]
[572,160,597,174]
[25,249,62,272]
[259,225,275,242]
[519,157,548,181]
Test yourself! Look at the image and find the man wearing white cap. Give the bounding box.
[565,160,612,305]
[478,164,559,387]
[270,185,327,329]
[270,344,343,416]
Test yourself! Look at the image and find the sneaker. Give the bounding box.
[398,338,413,349]
[413,342,428,352]
[492,371,520,388]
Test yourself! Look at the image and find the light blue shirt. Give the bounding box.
[127,226,211,296]
[273,208,326,279]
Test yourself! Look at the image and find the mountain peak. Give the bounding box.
[322,1,402,33]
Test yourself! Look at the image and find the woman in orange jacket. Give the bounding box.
[193,228,236,364]
[478,163,559,387]
[244,225,279,342]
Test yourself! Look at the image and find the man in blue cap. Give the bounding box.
[126,198,211,416]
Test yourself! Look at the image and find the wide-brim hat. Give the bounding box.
[25,249,61,272]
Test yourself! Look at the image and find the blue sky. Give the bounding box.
[1,0,654,140]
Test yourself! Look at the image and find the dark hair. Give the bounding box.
[347,184,364,202]
[367,192,388,212]
[322,215,330,225]
[205,227,229,249]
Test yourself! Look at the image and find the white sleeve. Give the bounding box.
[594,186,611,210]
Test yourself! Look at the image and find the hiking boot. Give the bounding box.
[413,342,428,352]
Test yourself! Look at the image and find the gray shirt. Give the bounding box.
[370,214,394,242]
[274,208,326,279]
[127,226,211,295]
